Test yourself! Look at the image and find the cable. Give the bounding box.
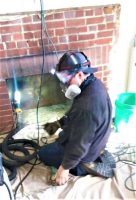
[124,172,136,192]
[36,0,46,145]
[14,158,38,199]
[3,181,13,200]
[112,144,136,192]
[14,0,48,197]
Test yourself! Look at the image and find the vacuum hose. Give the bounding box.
[0,131,40,181]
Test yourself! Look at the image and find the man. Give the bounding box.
[38,51,115,186]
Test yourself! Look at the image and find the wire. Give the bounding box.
[124,172,136,192]
[3,181,13,200]
[14,0,48,196]
[112,144,136,192]
[14,158,38,199]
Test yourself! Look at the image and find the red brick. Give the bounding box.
[85,9,93,16]
[6,49,27,57]
[0,116,14,124]
[24,32,34,39]
[78,34,95,40]
[0,86,8,94]
[50,37,58,43]
[28,47,42,55]
[0,19,21,26]
[102,46,107,64]
[33,31,41,38]
[46,29,54,37]
[22,16,32,23]
[27,40,38,47]
[86,17,104,24]
[88,25,97,31]
[46,21,65,29]
[54,13,64,19]
[1,34,11,42]
[0,81,6,87]
[86,48,96,64]
[55,29,64,36]
[6,42,16,49]
[95,38,112,45]
[0,99,10,105]
[69,40,94,50]
[64,11,76,18]
[66,19,85,27]
[65,26,87,34]
[0,93,9,99]
[97,31,113,38]
[95,46,101,65]
[23,24,41,32]
[75,10,84,17]
[33,15,40,22]
[77,26,88,33]
[0,51,6,58]
[1,25,22,34]
[0,110,13,115]
[69,35,78,42]
[17,41,28,48]
[98,24,106,30]
[107,23,115,29]
[46,14,54,21]
[95,8,103,15]
[55,44,69,51]
[0,105,12,111]
[0,21,9,26]
[13,33,23,40]
[106,15,114,22]
[0,43,4,49]
[59,36,67,43]
[0,124,14,134]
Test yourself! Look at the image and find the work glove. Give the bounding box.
[43,121,61,135]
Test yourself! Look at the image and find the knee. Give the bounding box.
[37,146,46,161]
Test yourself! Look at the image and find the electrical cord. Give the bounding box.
[14,157,38,199]
[124,172,136,192]
[3,181,13,200]
[14,0,52,198]
[112,144,136,192]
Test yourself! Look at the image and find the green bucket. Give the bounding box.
[114,92,136,132]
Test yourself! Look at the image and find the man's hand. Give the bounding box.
[43,121,60,135]
[55,165,69,186]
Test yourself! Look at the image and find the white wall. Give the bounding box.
[109,1,136,103]
[0,0,120,14]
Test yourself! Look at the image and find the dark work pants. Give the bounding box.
[38,141,88,176]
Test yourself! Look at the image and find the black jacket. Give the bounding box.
[57,75,112,170]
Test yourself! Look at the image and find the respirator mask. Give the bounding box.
[60,82,81,100]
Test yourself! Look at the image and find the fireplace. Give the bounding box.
[0,4,120,133]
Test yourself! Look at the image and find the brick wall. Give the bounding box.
[0,5,120,133]
[0,80,15,133]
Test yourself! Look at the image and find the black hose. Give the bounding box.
[0,143,32,181]
[0,143,29,167]
[2,139,39,163]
